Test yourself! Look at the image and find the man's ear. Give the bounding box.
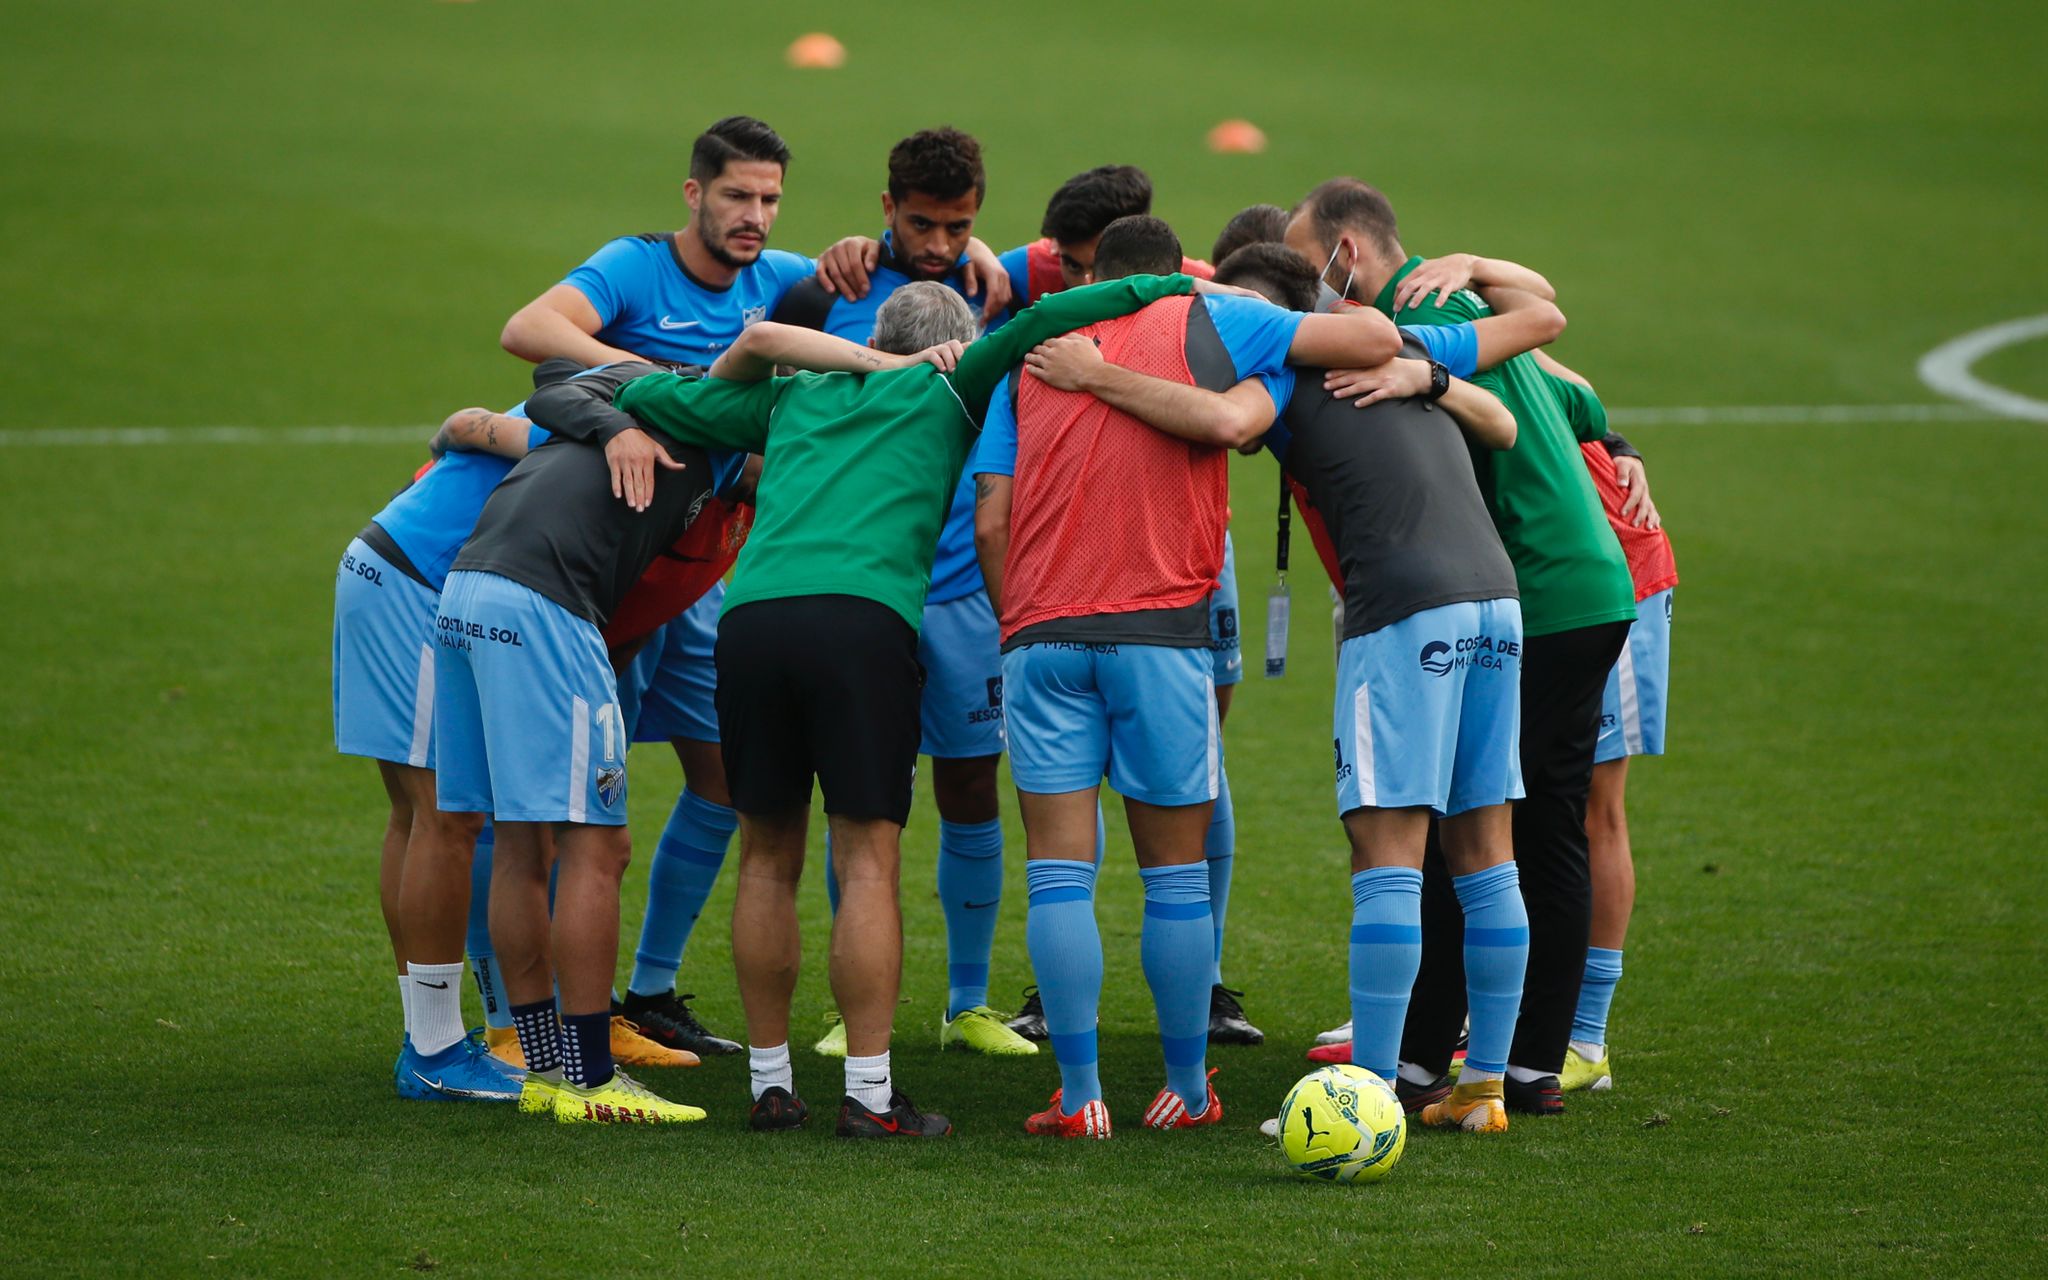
[881,192,896,221]
[683,177,702,216]
[867,336,879,350]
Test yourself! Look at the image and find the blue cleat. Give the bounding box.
[396,1029,523,1102]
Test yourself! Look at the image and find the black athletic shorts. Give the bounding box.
[713,595,925,826]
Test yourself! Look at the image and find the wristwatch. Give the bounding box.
[1425,359,1450,402]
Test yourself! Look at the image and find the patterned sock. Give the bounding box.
[1347,866,1423,1082]
[1139,863,1213,1114]
[406,960,466,1057]
[465,824,511,1030]
[1204,766,1235,988]
[1454,862,1530,1080]
[628,789,738,997]
[845,1050,892,1112]
[937,818,1004,1018]
[1025,859,1103,1108]
[509,998,563,1074]
[1572,947,1624,1051]
[560,1009,614,1088]
[748,1042,792,1101]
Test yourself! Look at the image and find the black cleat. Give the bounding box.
[748,1086,808,1131]
[1394,1072,1453,1115]
[1005,986,1048,1041]
[1504,1072,1564,1116]
[836,1089,952,1139]
[1207,985,1264,1045]
[615,991,743,1057]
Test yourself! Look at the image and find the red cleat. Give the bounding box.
[1024,1088,1112,1139]
[1141,1070,1222,1129]
[1305,1041,1351,1064]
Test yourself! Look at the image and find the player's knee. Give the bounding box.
[932,756,1000,823]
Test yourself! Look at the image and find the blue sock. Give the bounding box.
[1025,859,1102,1108]
[1573,947,1625,1047]
[937,818,1004,1019]
[1348,866,1423,1082]
[560,1009,614,1087]
[509,998,562,1074]
[1204,766,1235,987]
[465,823,512,1030]
[1139,863,1213,1113]
[628,789,737,997]
[1454,862,1530,1077]
[824,831,841,916]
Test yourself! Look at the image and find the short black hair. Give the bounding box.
[1040,164,1152,244]
[1211,204,1289,267]
[886,127,986,204]
[1092,215,1182,281]
[1214,243,1320,313]
[690,115,791,185]
[1297,177,1401,258]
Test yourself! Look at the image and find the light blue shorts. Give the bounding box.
[1333,597,1524,817]
[1596,588,1672,763]
[919,588,1005,759]
[433,570,628,824]
[333,537,439,769]
[1003,641,1217,806]
[1210,532,1242,687]
[617,583,723,745]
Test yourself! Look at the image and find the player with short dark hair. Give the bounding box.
[496,114,817,1060]
[770,128,1036,1059]
[600,274,1203,1138]
[1211,204,1290,268]
[995,165,1214,309]
[1287,177,1637,1121]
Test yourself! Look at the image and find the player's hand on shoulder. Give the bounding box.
[816,236,880,299]
[1190,278,1265,301]
[907,339,966,373]
[1024,333,1105,392]
[1393,253,1479,312]
[604,426,686,513]
[1614,455,1660,529]
[961,237,1012,323]
[1324,358,1429,407]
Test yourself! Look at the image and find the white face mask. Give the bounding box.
[1318,238,1356,310]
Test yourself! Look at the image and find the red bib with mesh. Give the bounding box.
[1023,238,1214,305]
[1001,295,1229,641]
[1580,442,1677,601]
[601,496,753,651]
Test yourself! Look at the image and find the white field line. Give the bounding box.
[0,404,2008,446]
[1915,313,2048,423]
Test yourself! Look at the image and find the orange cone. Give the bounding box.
[1207,119,1267,154]
[786,33,846,69]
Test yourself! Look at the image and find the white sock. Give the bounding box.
[407,961,466,1056]
[1506,1063,1549,1084]
[1570,1039,1605,1062]
[748,1043,793,1101]
[397,974,413,1035]
[1396,1060,1439,1087]
[1461,1066,1504,1084]
[845,1050,892,1112]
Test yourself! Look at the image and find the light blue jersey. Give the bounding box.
[370,405,552,592]
[562,234,814,367]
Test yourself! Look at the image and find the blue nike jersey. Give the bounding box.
[372,405,553,592]
[562,234,815,366]
[775,235,991,604]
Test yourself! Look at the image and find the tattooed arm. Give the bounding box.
[429,407,534,461]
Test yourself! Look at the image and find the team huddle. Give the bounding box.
[332,115,1676,1139]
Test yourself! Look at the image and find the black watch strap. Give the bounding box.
[1425,360,1451,402]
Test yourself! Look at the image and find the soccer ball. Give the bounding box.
[1277,1064,1407,1183]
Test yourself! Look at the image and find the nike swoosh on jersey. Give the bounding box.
[658,316,703,330]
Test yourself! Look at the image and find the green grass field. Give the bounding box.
[4,2,2046,1275]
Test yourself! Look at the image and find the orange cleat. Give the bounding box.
[1024,1089,1112,1140]
[1141,1069,1222,1129]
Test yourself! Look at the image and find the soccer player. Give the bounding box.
[498,115,815,1058]
[1548,362,1677,1094]
[1206,244,1531,1133]
[435,359,758,1125]
[596,273,1204,1137]
[768,127,1035,1058]
[1210,204,1290,268]
[995,165,1215,305]
[972,216,1400,1138]
[1286,179,1637,1117]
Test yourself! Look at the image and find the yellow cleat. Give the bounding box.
[611,1016,700,1068]
[519,1068,563,1117]
[1420,1078,1510,1133]
[1561,1045,1613,1093]
[486,1025,527,1071]
[813,1012,847,1058]
[941,1006,1040,1056]
[555,1069,706,1125]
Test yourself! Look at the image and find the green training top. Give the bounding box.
[615,273,1197,633]
[1374,258,1634,638]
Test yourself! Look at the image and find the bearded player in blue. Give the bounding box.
[498,115,813,1058]
[769,127,1036,1059]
